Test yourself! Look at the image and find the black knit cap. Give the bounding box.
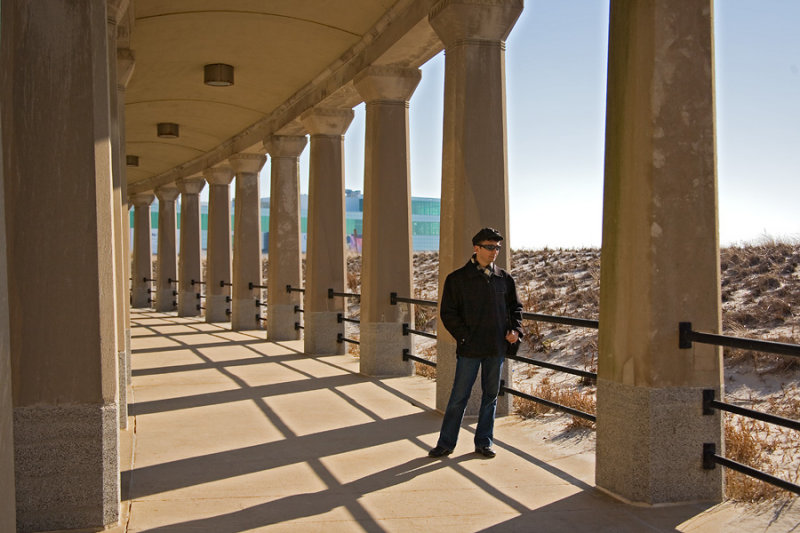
[472,227,504,245]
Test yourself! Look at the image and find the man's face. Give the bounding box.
[473,240,501,267]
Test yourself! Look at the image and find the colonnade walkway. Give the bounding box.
[115,309,780,532]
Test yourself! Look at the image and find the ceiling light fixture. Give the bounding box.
[204,63,234,87]
[126,155,139,167]
[157,122,179,139]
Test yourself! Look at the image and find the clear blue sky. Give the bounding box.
[259,0,800,250]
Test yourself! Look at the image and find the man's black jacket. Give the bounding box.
[440,258,523,357]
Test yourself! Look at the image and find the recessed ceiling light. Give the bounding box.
[157,122,179,139]
[204,63,234,87]
[126,155,139,167]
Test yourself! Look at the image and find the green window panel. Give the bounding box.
[412,221,440,236]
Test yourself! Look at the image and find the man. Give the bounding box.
[429,227,523,459]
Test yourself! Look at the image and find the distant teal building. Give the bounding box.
[134,190,440,253]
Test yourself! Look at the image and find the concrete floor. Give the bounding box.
[109,310,799,532]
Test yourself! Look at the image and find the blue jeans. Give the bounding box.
[436,355,504,451]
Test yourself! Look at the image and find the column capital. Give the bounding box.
[203,166,234,186]
[229,153,267,175]
[264,135,308,158]
[429,0,523,45]
[129,192,154,207]
[176,176,206,195]
[354,66,422,103]
[117,48,135,90]
[155,184,180,203]
[300,107,354,136]
[107,0,130,25]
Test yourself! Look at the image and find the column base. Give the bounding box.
[206,294,231,323]
[360,322,413,377]
[304,311,343,355]
[231,297,258,331]
[131,288,150,308]
[155,288,175,312]
[14,403,120,531]
[435,340,511,417]
[178,290,200,317]
[596,379,723,505]
[267,303,301,341]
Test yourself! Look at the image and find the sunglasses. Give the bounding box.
[477,244,502,251]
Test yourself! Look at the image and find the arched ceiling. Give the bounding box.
[123,0,442,194]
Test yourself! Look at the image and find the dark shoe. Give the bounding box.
[475,446,496,458]
[428,445,452,458]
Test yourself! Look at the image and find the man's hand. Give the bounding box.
[505,330,519,343]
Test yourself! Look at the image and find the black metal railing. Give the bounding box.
[403,348,436,368]
[500,311,599,419]
[249,282,268,290]
[499,380,596,422]
[287,284,305,294]
[220,280,232,287]
[191,279,205,286]
[392,293,438,366]
[506,352,597,382]
[330,288,360,346]
[402,323,436,340]
[390,292,437,307]
[337,333,360,345]
[681,322,800,495]
[522,311,598,330]
[679,322,800,358]
[168,277,178,284]
[703,443,799,496]
[293,303,304,332]
[329,288,360,300]
[337,312,360,325]
[143,277,156,283]
[703,390,799,431]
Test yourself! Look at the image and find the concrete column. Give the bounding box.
[263,135,307,341]
[176,177,205,317]
[596,0,722,505]
[117,47,135,400]
[1,1,120,529]
[131,193,155,308]
[106,1,126,431]
[429,0,522,414]
[204,166,234,323]
[300,108,354,355]
[229,153,266,331]
[354,66,421,376]
[0,41,17,532]
[155,185,179,312]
